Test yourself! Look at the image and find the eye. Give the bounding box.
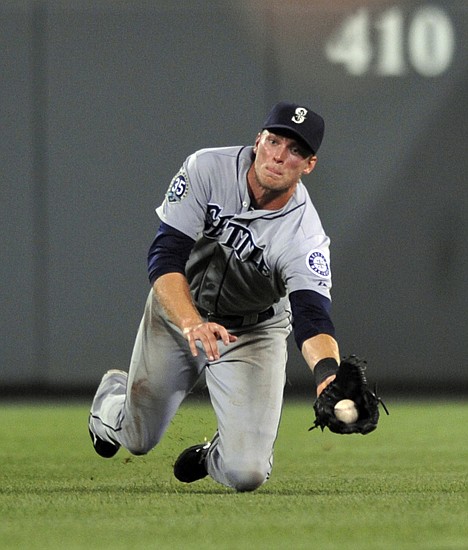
[290,144,309,158]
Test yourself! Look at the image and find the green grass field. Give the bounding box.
[0,399,466,549]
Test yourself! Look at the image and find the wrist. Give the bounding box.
[313,357,339,387]
[180,317,204,333]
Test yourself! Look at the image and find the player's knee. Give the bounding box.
[228,469,267,492]
[127,446,149,456]
[224,461,269,492]
[125,433,162,456]
[126,442,152,456]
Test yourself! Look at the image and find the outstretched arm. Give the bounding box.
[289,290,340,396]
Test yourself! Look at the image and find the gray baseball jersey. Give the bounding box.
[156,145,332,318]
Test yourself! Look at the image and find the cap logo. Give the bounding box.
[292,107,308,124]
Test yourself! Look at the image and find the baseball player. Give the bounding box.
[88,101,377,492]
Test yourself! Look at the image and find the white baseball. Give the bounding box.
[334,399,359,424]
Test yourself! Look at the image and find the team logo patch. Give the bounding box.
[166,169,189,203]
[306,250,329,277]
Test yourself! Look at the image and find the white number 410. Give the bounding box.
[325,5,455,77]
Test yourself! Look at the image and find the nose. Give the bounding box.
[273,145,287,163]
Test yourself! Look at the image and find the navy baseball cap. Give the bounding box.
[262,101,325,155]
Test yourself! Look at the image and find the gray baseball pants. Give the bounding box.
[89,290,291,492]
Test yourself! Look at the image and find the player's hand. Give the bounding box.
[316,374,336,397]
[182,322,237,361]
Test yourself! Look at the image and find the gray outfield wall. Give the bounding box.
[2,1,467,396]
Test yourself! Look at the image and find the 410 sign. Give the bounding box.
[325,5,456,77]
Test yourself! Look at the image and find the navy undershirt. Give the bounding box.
[148,222,195,283]
[147,222,335,349]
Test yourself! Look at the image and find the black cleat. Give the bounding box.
[173,442,211,483]
[88,418,120,458]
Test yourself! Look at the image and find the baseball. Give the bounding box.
[334,399,359,424]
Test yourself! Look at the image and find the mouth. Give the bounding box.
[266,167,282,177]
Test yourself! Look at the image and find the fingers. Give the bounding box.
[183,322,237,361]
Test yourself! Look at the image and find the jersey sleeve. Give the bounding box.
[278,232,333,300]
[147,222,195,285]
[155,151,210,240]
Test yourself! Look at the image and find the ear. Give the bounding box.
[302,156,318,175]
[253,132,262,153]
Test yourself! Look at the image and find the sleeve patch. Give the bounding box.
[166,169,189,203]
[305,250,330,277]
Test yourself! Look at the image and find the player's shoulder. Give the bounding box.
[289,183,326,237]
[293,183,322,220]
[185,146,252,182]
[189,145,249,165]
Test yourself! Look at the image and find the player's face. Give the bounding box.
[252,131,317,193]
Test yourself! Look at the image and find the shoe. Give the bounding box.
[88,369,127,458]
[88,415,120,458]
[173,441,211,483]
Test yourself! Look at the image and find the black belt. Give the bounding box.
[199,307,275,328]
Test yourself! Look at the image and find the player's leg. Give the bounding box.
[89,290,206,456]
[204,313,291,491]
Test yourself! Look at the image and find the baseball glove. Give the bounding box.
[309,355,388,435]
